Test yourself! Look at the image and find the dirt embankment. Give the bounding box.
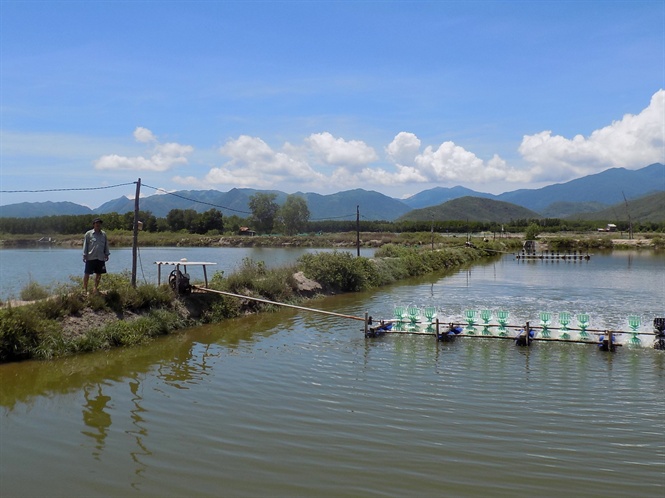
[3,272,325,343]
[611,238,654,248]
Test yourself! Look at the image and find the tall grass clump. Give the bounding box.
[89,272,174,312]
[217,258,298,303]
[68,309,186,355]
[297,250,379,293]
[19,281,49,301]
[202,295,243,322]
[30,285,86,319]
[0,306,59,361]
[650,235,665,250]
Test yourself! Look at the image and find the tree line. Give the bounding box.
[1,192,663,236]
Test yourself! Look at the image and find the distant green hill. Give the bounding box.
[301,189,410,221]
[398,196,541,222]
[0,201,93,218]
[498,162,664,212]
[565,191,665,223]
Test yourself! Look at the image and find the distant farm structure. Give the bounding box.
[597,223,617,232]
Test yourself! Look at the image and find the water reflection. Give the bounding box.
[127,374,151,489]
[80,373,154,488]
[81,382,112,459]
[157,342,214,390]
[0,312,290,411]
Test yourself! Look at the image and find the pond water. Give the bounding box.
[0,246,374,301]
[0,251,663,497]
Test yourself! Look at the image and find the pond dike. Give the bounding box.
[0,241,519,363]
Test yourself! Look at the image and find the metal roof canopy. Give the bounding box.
[154,260,217,287]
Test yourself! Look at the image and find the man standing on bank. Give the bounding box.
[83,218,110,294]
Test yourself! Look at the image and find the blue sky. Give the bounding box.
[1,0,663,209]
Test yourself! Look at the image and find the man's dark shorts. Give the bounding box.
[84,259,107,275]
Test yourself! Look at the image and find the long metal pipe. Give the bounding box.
[195,286,366,322]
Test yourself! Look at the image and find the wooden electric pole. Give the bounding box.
[131,178,141,287]
[356,205,360,257]
[431,214,434,250]
[622,191,633,240]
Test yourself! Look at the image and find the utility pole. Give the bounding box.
[622,191,633,240]
[431,214,434,250]
[131,178,141,287]
[356,205,360,257]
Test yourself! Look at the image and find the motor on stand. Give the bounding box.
[437,323,463,342]
[653,318,665,350]
[169,269,192,295]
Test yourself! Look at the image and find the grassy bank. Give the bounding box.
[0,239,518,363]
[540,233,664,251]
[2,229,660,251]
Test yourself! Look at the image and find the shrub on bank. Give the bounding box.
[374,243,478,278]
[54,309,185,357]
[0,306,46,361]
[221,258,298,302]
[298,251,378,292]
[100,272,174,309]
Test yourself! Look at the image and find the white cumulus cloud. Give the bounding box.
[192,131,529,191]
[188,132,382,190]
[94,127,193,172]
[386,132,421,166]
[518,89,665,181]
[364,133,523,187]
[197,135,326,188]
[305,132,378,168]
[133,127,156,143]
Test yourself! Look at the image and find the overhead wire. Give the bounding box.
[310,213,357,221]
[0,182,137,193]
[2,180,361,221]
[140,182,252,215]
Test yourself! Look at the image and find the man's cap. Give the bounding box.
[93,218,102,224]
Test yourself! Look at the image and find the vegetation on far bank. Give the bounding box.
[1,226,663,252]
[0,239,517,363]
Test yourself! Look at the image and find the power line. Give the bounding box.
[140,183,364,220]
[2,180,359,221]
[1,180,253,216]
[140,183,252,215]
[310,213,357,221]
[0,182,136,193]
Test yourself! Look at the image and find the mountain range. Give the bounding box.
[1,163,663,222]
